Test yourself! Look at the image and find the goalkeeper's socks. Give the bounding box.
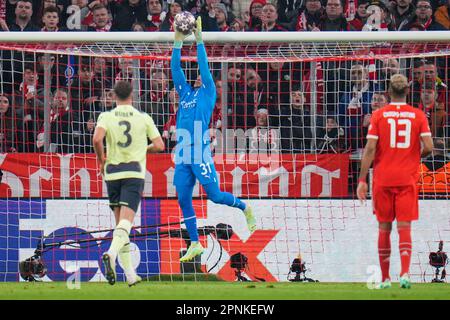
[378,228,391,282]
[183,215,199,242]
[398,225,412,277]
[108,219,132,262]
[118,243,135,277]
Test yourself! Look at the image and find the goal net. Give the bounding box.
[0,32,449,283]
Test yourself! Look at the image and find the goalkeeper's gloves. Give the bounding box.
[173,22,188,48]
[194,16,203,44]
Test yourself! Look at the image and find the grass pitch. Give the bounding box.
[1,281,449,300]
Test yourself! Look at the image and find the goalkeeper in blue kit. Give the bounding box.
[172,17,256,262]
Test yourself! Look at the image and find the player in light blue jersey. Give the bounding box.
[171,17,256,262]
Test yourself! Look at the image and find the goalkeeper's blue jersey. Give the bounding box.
[171,43,216,165]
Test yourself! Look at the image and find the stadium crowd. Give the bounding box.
[0,0,448,165]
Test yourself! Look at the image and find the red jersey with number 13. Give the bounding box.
[367,103,431,187]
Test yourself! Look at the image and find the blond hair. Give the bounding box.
[389,74,409,99]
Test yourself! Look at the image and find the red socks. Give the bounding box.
[398,225,412,277]
[378,228,391,281]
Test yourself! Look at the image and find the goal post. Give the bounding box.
[0,32,449,283]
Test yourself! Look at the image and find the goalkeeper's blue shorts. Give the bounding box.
[174,162,218,187]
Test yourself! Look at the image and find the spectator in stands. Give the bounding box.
[242,67,267,129]
[14,63,45,152]
[214,3,229,31]
[8,0,39,31]
[405,0,445,30]
[162,87,178,152]
[252,3,286,31]
[110,0,147,31]
[434,0,450,30]
[0,93,18,152]
[338,63,373,151]
[289,0,324,31]
[363,0,395,31]
[160,0,183,31]
[280,87,313,152]
[140,69,169,133]
[81,87,115,152]
[315,0,353,31]
[92,57,113,90]
[363,91,388,131]
[87,3,112,32]
[226,65,245,128]
[419,82,447,137]
[248,108,279,155]
[261,61,291,127]
[228,65,242,82]
[115,57,134,82]
[36,53,68,91]
[70,60,101,114]
[316,116,345,153]
[377,58,400,91]
[409,59,425,105]
[246,0,266,30]
[195,0,220,31]
[277,0,304,30]
[390,0,416,30]
[232,0,253,22]
[420,60,448,112]
[348,0,370,30]
[114,57,148,96]
[36,88,80,153]
[145,0,165,31]
[40,5,60,31]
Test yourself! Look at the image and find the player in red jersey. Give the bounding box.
[357,74,434,289]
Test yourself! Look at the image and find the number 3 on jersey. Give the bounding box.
[118,120,132,148]
[387,118,411,149]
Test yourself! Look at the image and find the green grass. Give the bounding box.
[1,282,449,300]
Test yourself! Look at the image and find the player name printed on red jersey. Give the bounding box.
[382,111,416,119]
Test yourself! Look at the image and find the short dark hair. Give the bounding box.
[23,62,35,72]
[114,81,133,100]
[42,6,60,16]
[92,3,108,13]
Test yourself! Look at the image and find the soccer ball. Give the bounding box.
[174,11,196,35]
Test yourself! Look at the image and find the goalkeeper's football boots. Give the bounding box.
[244,206,257,233]
[102,253,117,285]
[400,274,412,289]
[376,279,392,289]
[180,242,204,262]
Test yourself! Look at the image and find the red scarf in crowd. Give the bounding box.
[36,107,68,149]
[95,22,112,32]
[422,17,433,30]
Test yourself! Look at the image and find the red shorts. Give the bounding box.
[372,184,419,222]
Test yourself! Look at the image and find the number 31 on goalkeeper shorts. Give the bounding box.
[200,163,212,177]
